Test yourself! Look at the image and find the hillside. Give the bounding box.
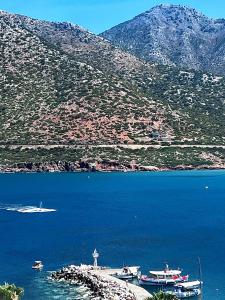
[0,10,225,170]
[1,10,225,146]
[101,4,225,76]
[0,11,163,145]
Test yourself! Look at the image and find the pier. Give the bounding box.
[91,268,152,300]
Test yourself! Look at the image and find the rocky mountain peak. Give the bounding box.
[100,5,225,75]
[148,4,204,16]
[147,4,218,28]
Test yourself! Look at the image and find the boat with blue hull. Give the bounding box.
[165,280,202,298]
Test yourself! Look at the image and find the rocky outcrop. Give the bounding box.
[0,160,224,173]
[0,160,135,173]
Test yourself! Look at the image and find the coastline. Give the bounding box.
[0,144,224,173]
[0,160,225,173]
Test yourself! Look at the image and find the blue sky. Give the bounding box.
[0,0,224,33]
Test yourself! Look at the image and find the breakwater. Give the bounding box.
[50,265,151,300]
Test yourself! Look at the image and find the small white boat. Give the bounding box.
[165,280,202,298]
[15,202,56,213]
[139,264,189,286]
[32,261,43,270]
[114,266,140,280]
[17,207,56,213]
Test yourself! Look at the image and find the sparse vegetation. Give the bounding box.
[0,11,224,168]
[0,145,224,171]
[101,5,225,76]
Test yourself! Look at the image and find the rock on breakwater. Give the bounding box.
[51,265,137,300]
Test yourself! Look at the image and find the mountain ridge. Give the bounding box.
[100,4,225,76]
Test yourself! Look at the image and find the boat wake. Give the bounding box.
[0,202,56,214]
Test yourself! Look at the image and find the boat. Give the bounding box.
[15,202,56,213]
[139,264,189,286]
[165,280,202,298]
[32,261,43,270]
[114,266,140,280]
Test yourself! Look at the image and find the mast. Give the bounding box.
[198,257,203,299]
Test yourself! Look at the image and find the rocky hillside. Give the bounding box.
[0,11,161,145]
[0,10,225,147]
[101,4,225,76]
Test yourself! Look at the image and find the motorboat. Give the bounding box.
[13,202,56,213]
[139,264,189,286]
[114,266,140,280]
[32,261,43,270]
[165,280,202,298]
[16,206,56,213]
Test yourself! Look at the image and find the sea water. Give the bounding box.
[0,171,225,299]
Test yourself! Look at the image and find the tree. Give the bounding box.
[146,290,179,300]
[0,284,24,300]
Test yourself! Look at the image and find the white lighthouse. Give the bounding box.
[92,249,99,268]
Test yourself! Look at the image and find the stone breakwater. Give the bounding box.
[51,265,137,300]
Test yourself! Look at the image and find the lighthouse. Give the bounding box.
[92,249,99,268]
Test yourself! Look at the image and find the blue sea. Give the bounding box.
[0,171,225,299]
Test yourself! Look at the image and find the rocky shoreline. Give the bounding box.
[50,265,136,300]
[0,160,225,173]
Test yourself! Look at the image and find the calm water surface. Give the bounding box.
[0,171,225,299]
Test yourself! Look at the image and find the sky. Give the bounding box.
[0,0,225,33]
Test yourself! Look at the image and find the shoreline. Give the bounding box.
[0,144,224,173]
[0,161,225,173]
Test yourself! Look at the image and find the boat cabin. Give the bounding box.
[149,269,181,280]
[123,266,139,274]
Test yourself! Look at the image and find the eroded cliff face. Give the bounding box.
[0,160,139,173]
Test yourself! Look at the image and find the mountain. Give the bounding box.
[100,4,225,76]
[0,10,225,170]
[0,10,225,146]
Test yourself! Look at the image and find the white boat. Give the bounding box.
[14,202,56,213]
[17,206,56,213]
[139,264,189,286]
[165,280,202,298]
[32,261,43,270]
[114,266,140,280]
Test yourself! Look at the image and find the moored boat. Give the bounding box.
[114,266,140,280]
[165,280,202,298]
[139,264,189,286]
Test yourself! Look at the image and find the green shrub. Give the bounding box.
[0,284,24,300]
